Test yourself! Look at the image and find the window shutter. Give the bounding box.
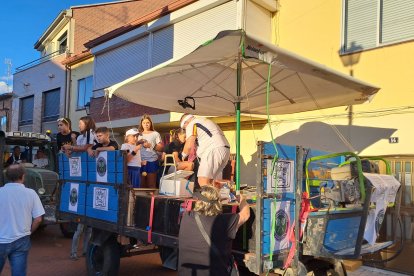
[20,96,34,125]
[381,0,414,44]
[344,0,378,52]
[43,88,60,121]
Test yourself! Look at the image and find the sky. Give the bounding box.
[0,0,114,93]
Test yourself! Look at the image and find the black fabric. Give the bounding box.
[6,153,26,165]
[178,211,239,276]
[92,140,118,150]
[164,141,183,172]
[56,131,79,149]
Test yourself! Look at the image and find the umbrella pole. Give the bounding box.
[236,58,241,192]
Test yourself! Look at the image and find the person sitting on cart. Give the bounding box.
[163,128,194,174]
[32,148,49,168]
[180,114,230,187]
[87,127,118,157]
[178,185,250,275]
[6,146,26,166]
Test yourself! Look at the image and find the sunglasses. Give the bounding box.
[57,118,69,124]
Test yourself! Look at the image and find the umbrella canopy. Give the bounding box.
[106,30,379,116]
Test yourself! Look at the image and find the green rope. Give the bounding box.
[266,63,279,274]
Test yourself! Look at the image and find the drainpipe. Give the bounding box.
[65,64,72,118]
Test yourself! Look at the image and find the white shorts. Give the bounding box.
[198,146,230,180]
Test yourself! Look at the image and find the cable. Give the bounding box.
[363,215,405,264]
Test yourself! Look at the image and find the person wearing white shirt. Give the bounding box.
[180,114,230,186]
[0,164,45,275]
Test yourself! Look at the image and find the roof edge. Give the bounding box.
[84,0,197,49]
[34,10,69,50]
[62,51,93,66]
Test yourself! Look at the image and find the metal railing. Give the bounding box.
[16,49,66,72]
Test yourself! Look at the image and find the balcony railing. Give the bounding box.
[15,49,66,72]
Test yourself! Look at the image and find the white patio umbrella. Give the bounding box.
[106,30,380,189]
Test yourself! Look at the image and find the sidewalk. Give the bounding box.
[348,266,409,276]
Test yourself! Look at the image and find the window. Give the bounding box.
[19,96,34,126]
[43,88,60,122]
[0,116,6,131]
[77,76,93,109]
[58,32,67,54]
[343,0,414,53]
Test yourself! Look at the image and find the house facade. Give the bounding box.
[85,0,275,137]
[270,1,414,273]
[12,0,178,133]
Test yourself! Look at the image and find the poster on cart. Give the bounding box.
[271,200,292,252]
[69,157,82,177]
[93,187,109,211]
[96,151,108,183]
[68,183,79,212]
[266,159,294,194]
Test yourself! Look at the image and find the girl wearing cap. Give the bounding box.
[56,117,79,153]
[121,128,144,188]
[138,114,164,188]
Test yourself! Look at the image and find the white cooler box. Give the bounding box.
[160,170,194,197]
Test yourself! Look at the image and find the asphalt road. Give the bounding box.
[2,224,408,276]
[1,224,176,276]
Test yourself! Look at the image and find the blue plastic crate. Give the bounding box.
[59,182,87,215]
[87,171,123,183]
[85,183,119,223]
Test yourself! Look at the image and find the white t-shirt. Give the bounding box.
[0,183,45,243]
[76,129,96,146]
[33,158,49,168]
[138,131,162,162]
[121,143,141,167]
[186,117,229,159]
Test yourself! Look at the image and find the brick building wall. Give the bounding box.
[90,95,166,123]
[72,0,176,54]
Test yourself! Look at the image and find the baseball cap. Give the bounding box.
[125,128,139,136]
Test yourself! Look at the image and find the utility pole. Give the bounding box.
[4,58,12,92]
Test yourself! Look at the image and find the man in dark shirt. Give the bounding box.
[87,127,118,157]
[6,146,26,166]
[178,186,250,276]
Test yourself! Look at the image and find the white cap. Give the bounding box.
[180,114,194,129]
[125,128,139,136]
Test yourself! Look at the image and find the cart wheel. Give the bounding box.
[159,246,178,270]
[86,238,120,276]
[60,222,77,238]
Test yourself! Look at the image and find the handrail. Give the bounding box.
[305,152,365,203]
[16,50,64,72]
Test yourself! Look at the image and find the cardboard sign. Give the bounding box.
[68,183,79,212]
[96,151,108,183]
[69,157,82,177]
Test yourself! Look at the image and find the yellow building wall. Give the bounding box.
[69,58,94,130]
[265,0,414,157]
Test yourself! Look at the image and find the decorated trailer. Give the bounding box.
[56,141,401,275]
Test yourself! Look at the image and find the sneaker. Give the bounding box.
[70,253,79,260]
